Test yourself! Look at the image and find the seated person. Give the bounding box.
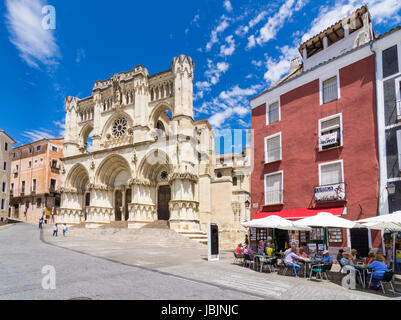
[258,245,265,255]
[243,245,254,260]
[368,253,389,290]
[235,243,243,255]
[376,249,388,264]
[298,247,308,259]
[311,250,333,278]
[266,244,274,257]
[365,251,375,265]
[350,249,359,264]
[341,252,364,285]
[284,246,309,276]
[337,249,345,266]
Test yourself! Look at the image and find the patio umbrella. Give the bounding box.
[358,221,401,273]
[357,211,401,224]
[241,215,311,252]
[294,212,362,250]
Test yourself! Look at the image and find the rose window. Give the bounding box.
[112,118,128,138]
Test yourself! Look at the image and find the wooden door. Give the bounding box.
[115,190,122,221]
[157,186,171,221]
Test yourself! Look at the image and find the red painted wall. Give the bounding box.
[251,55,381,248]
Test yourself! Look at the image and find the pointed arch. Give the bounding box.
[149,102,173,128]
[65,163,90,191]
[101,110,134,139]
[95,154,132,186]
[137,149,172,182]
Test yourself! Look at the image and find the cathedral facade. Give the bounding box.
[58,55,249,246]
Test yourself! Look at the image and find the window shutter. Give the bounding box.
[267,135,281,162]
[268,102,279,124]
[321,163,342,185]
[265,173,282,204]
[323,77,338,103]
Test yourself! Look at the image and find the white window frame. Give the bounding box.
[265,98,281,125]
[395,76,401,119]
[264,170,284,205]
[318,160,344,186]
[264,132,282,163]
[319,69,341,105]
[397,130,401,172]
[318,113,343,151]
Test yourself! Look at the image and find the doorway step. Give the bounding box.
[141,220,169,229]
[99,221,128,228]
[178,230,208,245]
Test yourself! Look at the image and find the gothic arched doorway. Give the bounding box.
[157,185,171,221]
[115,190,123,221]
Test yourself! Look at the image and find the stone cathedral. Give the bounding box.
[58,55,250,247]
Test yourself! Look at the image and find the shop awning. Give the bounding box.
[252,207,345,221]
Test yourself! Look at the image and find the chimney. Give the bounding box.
[290,57,301,73]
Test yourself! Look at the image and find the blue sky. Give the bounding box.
[1,0,401,153]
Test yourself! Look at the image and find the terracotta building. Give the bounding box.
[0,130,15,222]
[249,6,381,255]
[9,138,64,223]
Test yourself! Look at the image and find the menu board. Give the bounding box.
[250,228,257,241]
[300,231,307,243]
[256,228,268,241]
[328,228,343,243]
[310,228,324,241]
[307,243,317,255]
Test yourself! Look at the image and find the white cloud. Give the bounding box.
[206,16,230,51]
[22,128,55,142]
[53,120,65,137]
[201,84,263,128]
[223,0,233,12]
[248,0,307,48]
[263,46,299,84]
[5,0,61,69]
[219,35,236,56]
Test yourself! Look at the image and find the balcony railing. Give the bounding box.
[314,182,346,203]
[265,190,283,205]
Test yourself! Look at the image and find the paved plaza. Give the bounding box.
[0,222,399,300]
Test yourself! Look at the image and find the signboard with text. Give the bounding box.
[314,182,346,202]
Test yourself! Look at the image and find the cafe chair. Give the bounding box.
[309,264,329,280]
[368,271,396,296]
[243,254,256,269]
[233,252,244,265]
[281,262,297,277]
[260,257,277,273]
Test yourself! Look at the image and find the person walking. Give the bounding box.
[53,224,58,237]
[63,224,68,237]
[38,217,43,229]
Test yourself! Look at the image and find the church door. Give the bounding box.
[115,190,123,221]
[125,189,131,221]
[157,186,171,221]
[84,192,90,221]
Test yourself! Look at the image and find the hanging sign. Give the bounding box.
[314,182,346,202]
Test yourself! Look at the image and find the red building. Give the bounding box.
[249,6,381,254]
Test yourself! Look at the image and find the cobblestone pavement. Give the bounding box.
[2,223,400,300]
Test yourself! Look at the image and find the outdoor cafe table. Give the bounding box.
[301,259,323,278]
[254,255,274,272]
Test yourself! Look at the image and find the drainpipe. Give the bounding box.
[370,39,385,252]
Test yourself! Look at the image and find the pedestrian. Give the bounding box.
[53,223,58,237]
[39,217,43,229]
[244,234,249,246]
[63,224,68,237]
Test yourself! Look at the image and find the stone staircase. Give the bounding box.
[178,230,208,245]
[67,226,206,249]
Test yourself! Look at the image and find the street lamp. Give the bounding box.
[387,182,396,195]
[245,200,250,209]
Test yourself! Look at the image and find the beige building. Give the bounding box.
[0,130,16,222]
[9,138,64,223]
[57,55,249,247]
